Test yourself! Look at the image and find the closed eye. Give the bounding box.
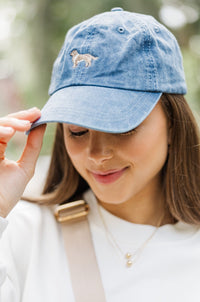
[69,129,88,137]
[119,128,136,136]
[67,125,137,137]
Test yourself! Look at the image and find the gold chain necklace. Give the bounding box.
[97,204,164,268]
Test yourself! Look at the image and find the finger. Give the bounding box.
[1,108,41,130]
[0,127,16,160]
[0,126,15,144]
[7,107,41,122]
[0,117,31,132]
[0,142,7,160]
[0,126,15,137]
[18,124,47,178]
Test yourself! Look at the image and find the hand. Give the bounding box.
[0,108,46,218]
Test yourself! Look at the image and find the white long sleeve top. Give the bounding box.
[0,189,200,301]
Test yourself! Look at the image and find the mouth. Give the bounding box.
[89,167,128,184]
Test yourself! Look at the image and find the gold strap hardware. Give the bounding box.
[54,200,89,223]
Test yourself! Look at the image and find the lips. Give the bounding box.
[89,167,127,184]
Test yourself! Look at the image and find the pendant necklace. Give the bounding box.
[97,204,164,268]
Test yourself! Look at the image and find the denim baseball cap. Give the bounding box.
[30,7,187,133]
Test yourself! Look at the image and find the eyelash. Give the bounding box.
[119,129,136,136]
[68,128,136,137]
[69,129,88,137]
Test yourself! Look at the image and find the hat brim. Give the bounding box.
[30,86,162,133]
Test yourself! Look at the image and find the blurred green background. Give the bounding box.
[0,0,200,159]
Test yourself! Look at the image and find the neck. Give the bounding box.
[97,187,175,227]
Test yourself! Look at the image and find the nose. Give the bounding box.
[87,132,113,164]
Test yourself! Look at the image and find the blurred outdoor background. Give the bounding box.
[0,0,200,161]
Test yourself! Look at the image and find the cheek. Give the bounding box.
[124,125,169,169]
[63,135,86,173]
[64,139,79,157]
[63,128,82,156]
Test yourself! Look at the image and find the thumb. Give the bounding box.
[18,124,47,178]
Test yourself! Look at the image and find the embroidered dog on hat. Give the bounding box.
[70,50,98,68]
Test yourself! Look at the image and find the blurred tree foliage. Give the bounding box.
[1,0,200,155]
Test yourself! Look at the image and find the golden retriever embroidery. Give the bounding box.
[70,50,98,68]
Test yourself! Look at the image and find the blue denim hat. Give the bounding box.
[31,7,187,133]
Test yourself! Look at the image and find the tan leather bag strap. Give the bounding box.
[55,200,107,302]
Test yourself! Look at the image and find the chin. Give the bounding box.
[92,187,129,205]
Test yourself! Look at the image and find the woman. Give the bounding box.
[0,8,200,302]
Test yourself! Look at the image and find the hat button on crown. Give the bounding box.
[111,7,124,12]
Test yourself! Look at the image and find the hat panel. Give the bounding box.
[49,10,187,96]
[31,9,188,135]
[49,24,151,93]
[31,85,162,133]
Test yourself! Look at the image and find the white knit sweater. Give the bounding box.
[0,189,200,301]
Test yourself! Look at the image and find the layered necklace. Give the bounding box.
[97,204,164,268]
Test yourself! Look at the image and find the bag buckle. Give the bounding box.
[54,200,89,223]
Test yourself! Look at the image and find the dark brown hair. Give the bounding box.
[26,93,200,225]
[161,94,200,224]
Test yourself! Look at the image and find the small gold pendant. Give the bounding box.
[125,253,133,268]
[125,253,132,259]
[126,259,133,267]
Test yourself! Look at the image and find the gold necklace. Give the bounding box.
[97,204,164,268]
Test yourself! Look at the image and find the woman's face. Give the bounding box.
[63,101,170,205]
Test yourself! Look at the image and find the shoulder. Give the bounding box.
[2,200,58,253]
[7,200,53,229]
[0,201,62,292]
